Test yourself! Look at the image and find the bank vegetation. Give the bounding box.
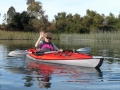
[0,0,120,42]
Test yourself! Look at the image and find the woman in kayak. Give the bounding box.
[35,31,58,52]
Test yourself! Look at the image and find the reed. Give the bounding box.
[0,30,120,42]
[60,32,120,43]
[0,30,60,40]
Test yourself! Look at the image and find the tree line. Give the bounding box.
[0,0,120,33]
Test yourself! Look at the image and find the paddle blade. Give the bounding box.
[76,47,91,53]
[8,50,29,57]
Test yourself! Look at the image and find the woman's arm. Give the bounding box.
[52,43,58,51]
[35,31,44,48]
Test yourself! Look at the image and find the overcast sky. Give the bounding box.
[0,0,120,24]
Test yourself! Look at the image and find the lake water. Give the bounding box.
[0,40,120,90]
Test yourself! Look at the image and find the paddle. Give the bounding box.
[8,47,91,57]
[76,47,91,54]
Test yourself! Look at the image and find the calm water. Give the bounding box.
[0,40,120,90]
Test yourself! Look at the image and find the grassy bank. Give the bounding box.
[0,30,120,42]
[0,30,60,40]
[60,32,120,43]
[0,30,35,40]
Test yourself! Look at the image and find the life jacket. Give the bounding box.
[40,41,54,52]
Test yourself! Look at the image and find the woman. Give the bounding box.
[35,31,58,52]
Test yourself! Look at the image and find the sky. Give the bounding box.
[0,0,120,24]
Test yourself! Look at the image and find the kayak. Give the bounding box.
[26,48,104,68]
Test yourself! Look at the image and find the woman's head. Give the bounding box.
[44,32,52,42]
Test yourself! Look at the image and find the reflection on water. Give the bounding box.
[0,40,120,90]
[25,59,103,88]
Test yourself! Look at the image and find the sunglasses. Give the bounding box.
[46,37,52,40]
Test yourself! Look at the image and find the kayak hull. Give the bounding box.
[26,54,103,68]
[26,48,103,68]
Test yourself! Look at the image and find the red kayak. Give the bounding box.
[26,48,103,68]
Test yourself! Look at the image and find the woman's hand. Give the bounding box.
[35,31,45,48]
[58,49,63,52]
[40,31,45,38]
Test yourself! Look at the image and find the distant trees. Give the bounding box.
[5,0,50,31]
[8,11,34,31]
[27,1,50,31]
[7,6,16,23]
[26,0,35,5]
[0,0,119,33]
[54,9,117,33]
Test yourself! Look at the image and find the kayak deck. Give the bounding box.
[29,51,92,60]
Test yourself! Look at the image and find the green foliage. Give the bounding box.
[26,0,35,5]
[53,9,119,33]
[7,6,16,23]
[6,0,50,32]
[27,1,42,18]
[54,12,91,33]
[2,0,120,33]
[27,1,50,31]
[7,11,33,31]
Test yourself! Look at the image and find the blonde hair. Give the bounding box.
[44,32,52,38]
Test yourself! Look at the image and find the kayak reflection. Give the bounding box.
[26,62,52,88]
[25,58,103,88]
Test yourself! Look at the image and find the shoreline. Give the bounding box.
[0,30,120,42]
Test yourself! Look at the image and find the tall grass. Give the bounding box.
[0,30,36,40]
[0,30,120,42]
[60,32,120,43]
[0,30,60,40]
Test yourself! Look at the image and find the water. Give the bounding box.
[0,40,120,90]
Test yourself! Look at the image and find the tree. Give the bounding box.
[8,11,35,31]
[106,13,116,25]
[27,1,49,31]
[81,16,93,28]
[26,0,35,5]
[20,11,35,31]
[9,12,23,30]
[27,1,43,18]
[71,14,81,33]
[7,6,16,23]
[3,14,7,24]
[86,9,97,17]
[115,14,120,30]
[65,13,73,32]
[46,20,56,32]
[55,12,67,32]
[93,14,104,25]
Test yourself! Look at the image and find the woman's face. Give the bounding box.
[44,34,52,42]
